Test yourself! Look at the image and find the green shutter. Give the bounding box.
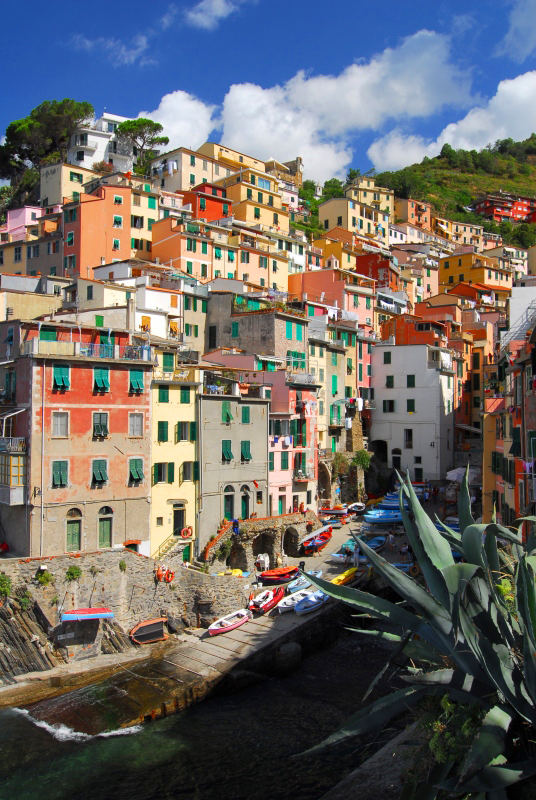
[162,353,174,372]
[510,427,521,457]
[241,441,251,461]
[178,463,184,486]
[269,452,274,471]
[98,517,112,548]
[286,321,293,340]
[158,421,168,442]
[331,352,337,366]
[94,367,110,391]
[222,401,233,422]
[241,406,250,423]
[201,300,207,313]
[158,385,169,403]
[148,196,156,210]
[231,321,239,338]
[222,439,233,461]
[167,462,175,483]
[193,461,200,481]
[53,364,70,389]
[331,375,338,395]
[180,387,191,404]
[129,369,143,393]
[40,327,57,341]
[189,421,197,442]
[296,323,303,342]
[281,451,288,470]
[129,459,143,481]
[92,460,107,482]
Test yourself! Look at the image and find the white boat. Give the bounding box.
[208,608,251,636]
[278,589,313,613]
[294,590,329,615]
[286,569,322,593]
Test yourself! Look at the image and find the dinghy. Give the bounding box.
[130,617,168,644]
[208,608,251,636]
[286,570,322,593]
[258,566,299,584]
[302,529,332,555]
[248,586,285,614]
[294,590,329,615]
[330,567,358,585]
[278,589,313,613]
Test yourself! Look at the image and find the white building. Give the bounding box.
[370,341,455,481]
[67,112,134,173]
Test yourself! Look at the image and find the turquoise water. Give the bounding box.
[0,633,388,800]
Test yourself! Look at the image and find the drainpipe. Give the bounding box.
[40,362,45,557]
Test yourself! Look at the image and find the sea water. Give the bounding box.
[0,632,389,800]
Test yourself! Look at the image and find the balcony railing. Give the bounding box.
[286,372,316,385]
[293,468,313,481]
[154,367,197,383]
[0,437,26,453]
[21,340,153,362]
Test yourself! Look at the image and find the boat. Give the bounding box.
[130,617,168,644]
[318,505,348,516]
[248,586,285,614]
[358,534,387,552]
[330,567,358,585]
[302,529,332,555]
[278,589,313,613]
[363,509,403,524]
[208,608,251,636]
[347,502,366,514]
[294,590,329,615]
[61,607,114,623]
[258,566,299,585]
[287,570,322,593]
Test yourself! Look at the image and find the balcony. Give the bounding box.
[329,415,344,428]
[0,437,26,453]
[154,366,197,383]
[293,468,313,482]
[21,340,153,362]
[286,372,317,386]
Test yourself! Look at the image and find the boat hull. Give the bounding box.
[208,609,251,636]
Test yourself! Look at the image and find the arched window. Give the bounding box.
[66,508,82,552]
[98,506,113,548]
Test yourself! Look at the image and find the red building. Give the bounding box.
[0,320,153,556]
[474,192,536,223]
[182,183,232,222]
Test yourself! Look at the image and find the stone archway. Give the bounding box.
[317,461,332,505]
[252,529,277,567]
[228,541,248,571]
[282,526,300,558]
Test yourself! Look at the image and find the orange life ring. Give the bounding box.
[409,564,420,577]
[155,565,164,582]
[181,526,192,539]
[164,569,175,583]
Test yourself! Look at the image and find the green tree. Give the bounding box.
[321,178,345,200]
[346,167,361,184]
[115,118,169,176]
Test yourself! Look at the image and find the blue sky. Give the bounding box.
[4,0,536,181]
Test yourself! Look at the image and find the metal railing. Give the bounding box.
[293,468,313,481]
[0,437,26,453]
[21,340,153,362]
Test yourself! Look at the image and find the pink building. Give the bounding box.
[0,206,45,243]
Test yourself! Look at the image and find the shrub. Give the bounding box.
[119,559,127,573]
[0,573,11,598]
[36,569,53,586]
[351,449,372,471]
[50,595,58,606]
[215,539,233,562]
[19,591,32,611]
[65,566,81,582]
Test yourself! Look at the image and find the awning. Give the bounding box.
[446,467,479,483]
[61,607,114,622]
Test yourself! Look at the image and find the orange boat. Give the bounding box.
[130,617,169,644]
[259,566,299,585]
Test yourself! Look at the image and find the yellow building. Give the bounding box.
[213,168,290,234]
[40,162,100,206]
[432,217,483,251]
[151,349,200,561]
[345,176,395,217]
[197,142,266,173]
[313,236,358,271]
[318,197,389,247]
[439,250,513,304]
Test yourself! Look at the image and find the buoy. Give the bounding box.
[155,565,164,582]
[164,569,175,583]
[181,526,192,538]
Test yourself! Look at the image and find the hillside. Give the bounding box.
[296,136,536,249]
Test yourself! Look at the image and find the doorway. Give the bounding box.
[224,485,235,520]
[241,485,250,519]
[173,504,185,536]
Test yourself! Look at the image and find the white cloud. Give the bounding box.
[186,0,251,30]
[139,90,218,151]
[496,0,536,62]
[367,70,536,170]
[159,4,178,30]
[217,30,473,181]
[71,33,155,67]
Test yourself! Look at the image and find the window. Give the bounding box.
[175,421,189,442]
[113,215,122,228]
[53,364,70,391]
[129,413,143,437]
[162,352,174,372]
[383,400,395,412]
[407,399,415,413]
[92,459,108,485]
[186,238,196,252]
[222,440,233,462]
[70,171,83,183]
[215,246,222,260]
[113,194,123,205]
[129,369,143,393]
[231,321,239,338]
[52,411,68,437]
[158,421,169,442]
[200,196,206,211]
[407,374,415,388]
[241,406,250,424]
[383,351,391,364]
[112,239,120,251]
[180,387,191,404]
[269,452,274,471]
[190,155,196,166]
[129,459,144,483]
[281,451,289,470]
[179,461,193,484]
[240,250,250,263]
[404,429,413,449]
[222,400,233,423]
[52,460,68,487]
[386,375,394,388]
[158,385,169,403]
[94,367,110,392]
[93,412,108,437]
[153,462,174,484]
[240,440,252,462]
[296,324,303,342]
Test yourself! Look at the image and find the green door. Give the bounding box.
[224,494,234,520]
[100,332,114,358]
[182,544,191,562]
[278,496,284,515]
[66,520,81,552]
[241,493,249,519]
[331,436,337,454]
[98,517,112,548]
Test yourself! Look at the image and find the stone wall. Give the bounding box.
[0,548,249,638]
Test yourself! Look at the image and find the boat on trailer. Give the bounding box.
[208,609,251,636]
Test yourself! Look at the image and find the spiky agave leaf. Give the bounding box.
[458,705,512,784]
[439,758,536,794]
[458,463,475,533]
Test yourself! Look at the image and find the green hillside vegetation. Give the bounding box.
[296,136,536,249]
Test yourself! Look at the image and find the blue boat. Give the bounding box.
[294,590,329,615]
[363,509,403,524]
[287,569,322,593]
[359,535,387,551]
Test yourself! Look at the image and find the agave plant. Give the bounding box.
[305,468,536,797]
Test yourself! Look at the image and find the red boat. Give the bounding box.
[248,585,285,614]
[303,529,332,556]
[259,566,299,585]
